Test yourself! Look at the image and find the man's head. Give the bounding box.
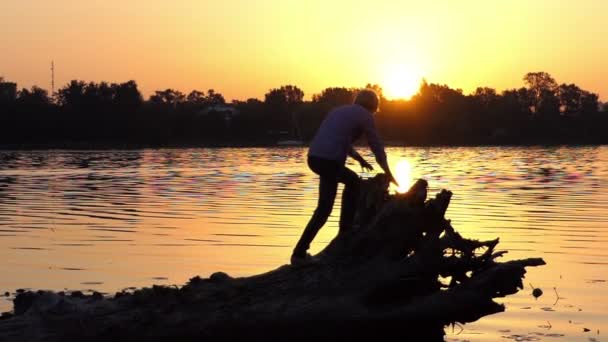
[354,89,379,113]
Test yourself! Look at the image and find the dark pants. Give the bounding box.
[293,155,360,256]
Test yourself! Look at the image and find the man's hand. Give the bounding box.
[359,159,374,172]
[387,171,399,187]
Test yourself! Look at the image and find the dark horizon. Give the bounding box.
[1,71,606,148]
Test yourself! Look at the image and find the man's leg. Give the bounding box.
[338,166,360,234]
[292,173,338,257]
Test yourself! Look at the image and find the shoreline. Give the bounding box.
[0,141,607,151]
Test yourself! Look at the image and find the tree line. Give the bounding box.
[0,72,606,147]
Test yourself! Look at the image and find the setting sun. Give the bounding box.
[382,64,422,100]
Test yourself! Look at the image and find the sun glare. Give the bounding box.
[382,64,422,100]
[393,159,413,193]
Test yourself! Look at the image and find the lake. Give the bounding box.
[0,147,606,341]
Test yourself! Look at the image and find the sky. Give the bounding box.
[1,0,607,101]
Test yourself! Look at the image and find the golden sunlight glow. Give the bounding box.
[382,64,422,100]
[1,1,607,100]
[393,159,413,193]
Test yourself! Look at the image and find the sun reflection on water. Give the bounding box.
[393,159,413,193]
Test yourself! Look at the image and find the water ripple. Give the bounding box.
[0,147,607,340]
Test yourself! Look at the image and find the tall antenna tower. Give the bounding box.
[51,61,55,96]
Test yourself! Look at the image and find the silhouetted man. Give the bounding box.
[291,89,396,265]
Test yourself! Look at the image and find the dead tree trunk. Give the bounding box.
[0,176,545,341]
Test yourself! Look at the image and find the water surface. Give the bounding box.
[0,147,606,341]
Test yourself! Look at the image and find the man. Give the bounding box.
[291,89,397,264]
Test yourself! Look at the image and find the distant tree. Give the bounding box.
[472,87,500,109]
[205,89,225,106]
[312,87,355,107]
[264,85,304,107]
[580,91,599,116]
[17,86,50,107]
[0,78,18,103]
[81,82,112,110]
[558,83,582,115]
[233,98,264,111]
[57,80,87,108]
[468,87,502,137]
[56,80,142,115]
[516,87,535,114]
[293,101,328,141]
[523,72,559,116]
[186,89,225,107]
[112,80,143,112]
[408,81,468,143]
[264,85,304,131]
[2,73,607,146]
[540,89,560,117]
[556,83,599,117]
[411,81,465,111]
[498,88,533,117]
[232,98,264,119]
[523,72,557,96]
[149,89,186,106]
[231,98,266,140]
[186,90,206,105]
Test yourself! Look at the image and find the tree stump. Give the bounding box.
[0,176,545,341]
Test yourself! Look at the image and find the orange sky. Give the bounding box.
[1,0,606,101]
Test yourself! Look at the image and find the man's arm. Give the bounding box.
[363,114,397,184]
[348,148,373,171]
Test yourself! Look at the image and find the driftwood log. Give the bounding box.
[0,177,545,341]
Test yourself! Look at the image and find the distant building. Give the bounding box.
[0,81,17,103]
